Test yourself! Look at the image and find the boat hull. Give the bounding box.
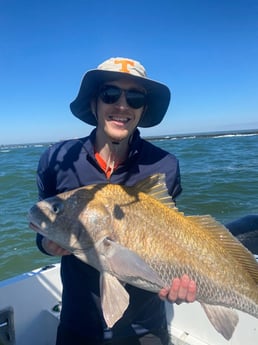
[0,262,257,345]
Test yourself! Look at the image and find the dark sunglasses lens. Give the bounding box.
[126,90,146,109]
[99,85,146,109]
[99,86,121,104]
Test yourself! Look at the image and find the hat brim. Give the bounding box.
[70,69,170,128]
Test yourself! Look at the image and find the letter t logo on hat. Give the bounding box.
[114,58,135,73]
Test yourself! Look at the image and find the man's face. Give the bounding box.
[93,79,146,143]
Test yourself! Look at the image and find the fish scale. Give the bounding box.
[110,192,256,300]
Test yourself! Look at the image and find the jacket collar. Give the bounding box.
[84,128,142,160]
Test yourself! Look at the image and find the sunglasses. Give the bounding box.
[98,85,147,109]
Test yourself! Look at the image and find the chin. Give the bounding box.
[107,128,131,142]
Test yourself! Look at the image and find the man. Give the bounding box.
[36,57,196,345]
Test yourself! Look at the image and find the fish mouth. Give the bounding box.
[29,221,41,232]
[28,215,47,236]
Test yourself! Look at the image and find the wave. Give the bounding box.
[0,150,11,153]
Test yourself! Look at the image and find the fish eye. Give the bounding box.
[51,202,63,214]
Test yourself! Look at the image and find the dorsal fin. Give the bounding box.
[187,215,258,284]
[133,174,175,208]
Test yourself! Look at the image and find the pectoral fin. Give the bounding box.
[97,238,164,291]
[201,303,239,340]
[100,272,129,328]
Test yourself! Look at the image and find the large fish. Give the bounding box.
[28,174,258,340]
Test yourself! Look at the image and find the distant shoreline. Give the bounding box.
[144,128,258,142]
[1,128,258,147]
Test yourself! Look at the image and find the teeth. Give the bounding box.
[109,116,129,122]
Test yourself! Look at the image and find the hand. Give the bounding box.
[42,238,71,256]
[159,274,197,304]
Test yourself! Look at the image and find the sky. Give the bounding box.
[1,0,258,145]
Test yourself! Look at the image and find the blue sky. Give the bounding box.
[1,0,258,145]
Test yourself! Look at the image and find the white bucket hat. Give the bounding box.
[70,57,171,128]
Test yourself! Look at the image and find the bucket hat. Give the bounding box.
[70,57,171,128]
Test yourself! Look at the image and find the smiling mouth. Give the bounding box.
[108,115,131,123]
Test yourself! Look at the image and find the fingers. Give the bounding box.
[158,287,170,300]
[171,274,196,303]
[184,277,197,303]
[159,274,197,304]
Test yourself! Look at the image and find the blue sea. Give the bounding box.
[0,131,257,281]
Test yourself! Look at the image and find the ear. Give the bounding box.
[90,99,97,116]
[142,104,148,115]
[137,104,148,126]
[90,99,99,123]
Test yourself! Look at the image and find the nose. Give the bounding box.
[115,91,129,108]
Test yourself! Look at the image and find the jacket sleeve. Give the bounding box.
[166,157,182,201]
[35,147,56,255]
[36,146,57,201]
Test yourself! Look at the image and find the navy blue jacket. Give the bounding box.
[36,129,182,341]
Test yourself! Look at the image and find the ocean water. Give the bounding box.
[0,132,257,281]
